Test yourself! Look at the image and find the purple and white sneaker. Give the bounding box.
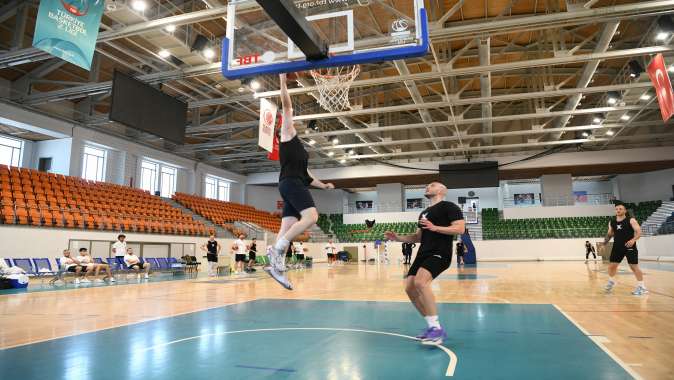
[416,327,432,340]
[421,327,446,345]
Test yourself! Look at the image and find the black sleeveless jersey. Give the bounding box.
[610,217,636,246]
[206,240,218,254]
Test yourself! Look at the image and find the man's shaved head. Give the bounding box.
[425,181,448,199]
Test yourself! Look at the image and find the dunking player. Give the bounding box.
[265,73,335,289]
[604,202,648,295]
[385,182,465,345]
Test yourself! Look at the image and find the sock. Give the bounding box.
[424,315,441,329]
[608,276,616,284]
[274,238,290,253]
[637,281,645,288]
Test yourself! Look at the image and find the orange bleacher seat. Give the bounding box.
[16,207,29,225]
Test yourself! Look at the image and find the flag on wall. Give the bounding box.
[32,0,105,70]
[647,54,674,122]
[258,98,278,152]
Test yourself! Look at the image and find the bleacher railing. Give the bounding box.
[503,193,615,208]
[344,199,431,214]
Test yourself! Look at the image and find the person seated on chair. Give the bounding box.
[124,247,150,279]
[61,249,84,284]
[76,247,114,283]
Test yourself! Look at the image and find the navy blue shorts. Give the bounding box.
[279,177,315,219]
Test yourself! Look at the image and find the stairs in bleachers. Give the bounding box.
[642,201,674,236]
[163,198,233,238]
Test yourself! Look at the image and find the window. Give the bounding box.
[0,135,23,167]
[81,145,106,181]
[140,159,178,197]
[205,175,231,201]
[160,165,177,197]
[204,177,217,199]
[140,160,158,193]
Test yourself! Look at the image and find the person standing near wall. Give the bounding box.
[111,234,127,266]
[201,234,220,277]
[584,241,597,262]
[246,237,257,273]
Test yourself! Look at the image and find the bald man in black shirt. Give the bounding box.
[386,181,465,346]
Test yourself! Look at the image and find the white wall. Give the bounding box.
[30,138,72,175]
[503,204,614,219]
[638,234,674,260]
[616,168,674,203]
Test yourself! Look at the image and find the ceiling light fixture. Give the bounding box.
[131,0,147,11]
[620,114,630,121]
[606,130,615,136]
[165,24,176,33]
[158,49,170,58]
[202,47,215,59]
[332,138,339,145]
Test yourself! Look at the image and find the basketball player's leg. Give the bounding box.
[272,180,317,259]
[405,275,426,316]
[406,255,450,345]
[605,248,622,291]
[626,250,648,295]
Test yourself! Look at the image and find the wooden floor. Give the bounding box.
[1,260,673,379]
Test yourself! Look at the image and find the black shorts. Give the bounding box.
[279,177,315,219]
[128,263,144,270]
[66,266,80,272]
[248,252,256,261]
[235,254,247,262]
[610,246,638,264]
[296,254,305,261]
[206,253,218,263]
[327,253,335,258]
[408,254,451,279]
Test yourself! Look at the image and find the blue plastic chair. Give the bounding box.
[145,258,159,270]
[156,258,169,271]
[94,258,104,264]
[12,258,35,275]
[3,258,11,267]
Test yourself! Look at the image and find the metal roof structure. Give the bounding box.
[1,0,673,175]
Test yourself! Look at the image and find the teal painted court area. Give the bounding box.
[0,300,631,379]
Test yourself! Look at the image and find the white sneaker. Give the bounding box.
[264,267,293,290]
[74,278,80,285]
[632,286,648,296]
[604,280,616,292]
[266,246,287,272]
[80,278,91,283]
[109,277,116,283]
[144,274,149,279]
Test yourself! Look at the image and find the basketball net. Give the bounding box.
[310,65,360,113]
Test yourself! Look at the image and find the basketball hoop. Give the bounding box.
[309,65,360,113]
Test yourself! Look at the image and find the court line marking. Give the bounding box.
[138,327,458,377]
[0,298,259,350]
[552,304,643,380]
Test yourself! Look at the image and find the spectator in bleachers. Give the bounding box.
[124,247,150,279]
[76,248,114,283]
[246,238,257,273]
[61,249,84,284]
[112,234,127,264]
[201,234,221,277]
[233,234,247,274]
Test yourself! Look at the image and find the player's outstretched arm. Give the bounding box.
[279,74,296,142]
[603,222,613,243]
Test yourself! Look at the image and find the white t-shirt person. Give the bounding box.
[112,239,127,258]
[76,252,94,269]
[324,243,336,256]
[235,239,247,256]
[124,252,141,267]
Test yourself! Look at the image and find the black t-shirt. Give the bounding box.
[279,135,312,186]
[417,201,464,258]
[249,243,257,254]
[206,240,218,254]
[610,217,636,247]
[456,242,464,255]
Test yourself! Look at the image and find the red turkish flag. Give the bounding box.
[266,113,282,161]
[647,54,674,122]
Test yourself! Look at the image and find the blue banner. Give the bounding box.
[32,0,105,71]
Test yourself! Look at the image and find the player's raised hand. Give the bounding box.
[384,231,398,241]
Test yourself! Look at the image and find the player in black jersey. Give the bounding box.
[200,234,221,277]
[265,74,335,290]
[603,203,647,295]
[385,182,465,345]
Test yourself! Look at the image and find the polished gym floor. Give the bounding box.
[1,261,673,379]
